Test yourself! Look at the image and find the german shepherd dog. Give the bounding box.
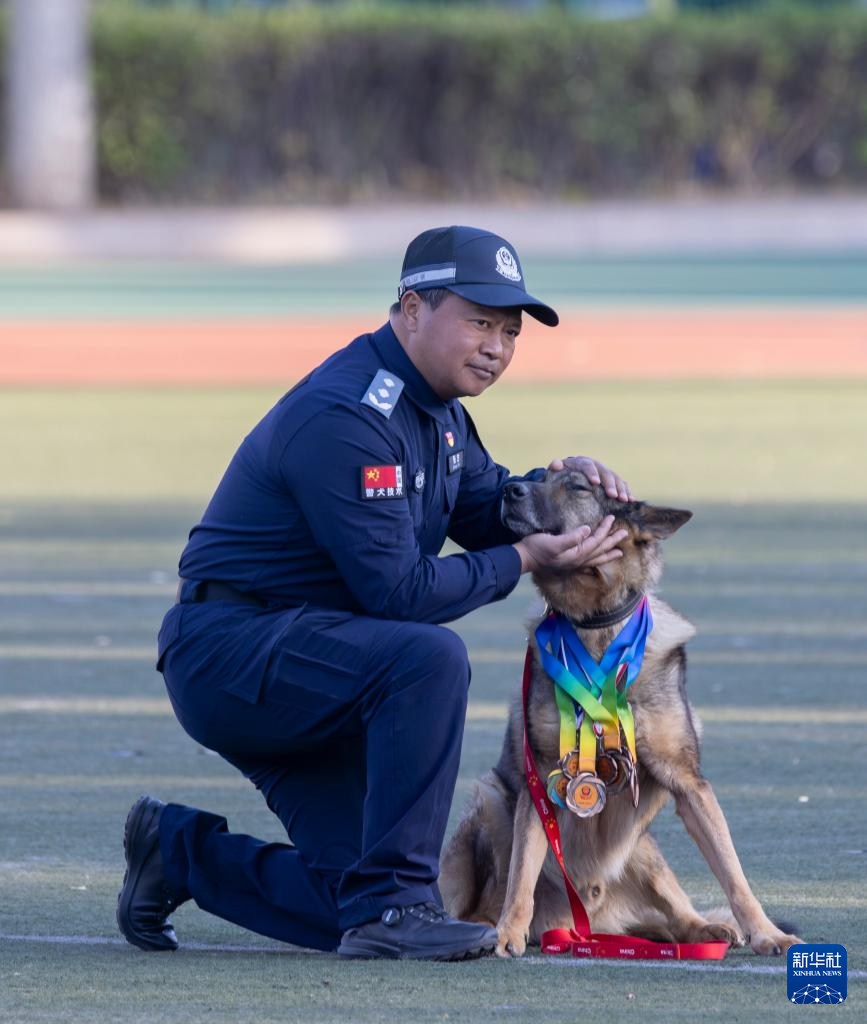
[440,468,804,958]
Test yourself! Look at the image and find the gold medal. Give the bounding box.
[566,772,606,818]
[596,751,618,785]
[559,750,581,778]
[547,770,569,806]
[598,749,630,795]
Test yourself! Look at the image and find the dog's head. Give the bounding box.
[502,468,692,618]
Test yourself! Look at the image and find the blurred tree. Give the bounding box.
[678,0,860,9]
[6,0,95,208]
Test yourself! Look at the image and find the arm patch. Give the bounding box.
[361,464,406,499]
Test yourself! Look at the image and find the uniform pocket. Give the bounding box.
[263,610,367,706]
[156,604,184,672]
[444,473,461,513]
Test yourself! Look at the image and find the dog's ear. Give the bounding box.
[625,503,693,540]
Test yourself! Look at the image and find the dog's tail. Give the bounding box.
[439,812,486,921]
[439,774,509,924]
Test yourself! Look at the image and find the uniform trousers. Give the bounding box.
[157,603,471,951]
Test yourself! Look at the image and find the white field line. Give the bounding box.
[0,582,176,596]
[0,697,171,714]
[663,583,867,598]
[518,956,867,978]
[2,644,867,667]
[1,577,867,598]
[0,773,247,788]
[3,696,867,727]
[0,645,155,659]
[0,932,320,954]
[466,704,867,726]
[2,581,866,599]
[459,620,867,638]
[0,932,864,977]
[470,650,867,666]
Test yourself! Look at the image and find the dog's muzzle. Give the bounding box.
[501,481,538,536]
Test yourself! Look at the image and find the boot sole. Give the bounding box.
[116,796,177,952]
[337,940,496,961]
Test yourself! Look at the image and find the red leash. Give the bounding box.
[521,646,728,961]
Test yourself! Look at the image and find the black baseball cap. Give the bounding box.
[398,225,559,327]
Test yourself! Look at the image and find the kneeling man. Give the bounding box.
[117,225,630,959]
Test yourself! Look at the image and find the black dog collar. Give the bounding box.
[567,590,646,630]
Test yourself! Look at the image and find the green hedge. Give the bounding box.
[5,3,867,200]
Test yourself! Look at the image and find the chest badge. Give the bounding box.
[414,468,426,493]
[445,431,455,448]
[447,450,465,475]
[360,370,405,419]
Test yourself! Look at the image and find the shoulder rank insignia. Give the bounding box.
[360,369,404,419]
[361,465,405,500]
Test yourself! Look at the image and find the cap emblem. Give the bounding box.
[495,246,521,283]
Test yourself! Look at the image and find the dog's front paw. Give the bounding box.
[686,921,743,947]
[495,922,528,958]
[750,930,805,956]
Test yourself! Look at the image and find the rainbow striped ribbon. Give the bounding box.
[535,597,653,806]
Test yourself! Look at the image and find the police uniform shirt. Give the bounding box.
[179,322,539,625]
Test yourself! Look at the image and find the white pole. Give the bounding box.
[6,0,96,209]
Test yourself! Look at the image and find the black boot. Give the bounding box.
[116,795,182,951]
[337,902,498,960]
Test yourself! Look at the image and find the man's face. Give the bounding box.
[400,291,522,400]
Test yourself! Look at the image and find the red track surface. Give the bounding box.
[2,309,866,384]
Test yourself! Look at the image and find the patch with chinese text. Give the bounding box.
[361,465,405,500]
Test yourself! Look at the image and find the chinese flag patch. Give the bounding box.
[361,465,405,499]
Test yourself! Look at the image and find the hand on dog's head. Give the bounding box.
[503,468,691,617]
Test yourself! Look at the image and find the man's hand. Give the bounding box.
[548,456,633,502]
[514,515,628,575]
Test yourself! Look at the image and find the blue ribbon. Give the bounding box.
[535,597,653,703]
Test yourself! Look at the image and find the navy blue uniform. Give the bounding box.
[156,322,537,948]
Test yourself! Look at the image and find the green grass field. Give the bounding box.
[3,380,867,503]
[1,377,865,1022]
